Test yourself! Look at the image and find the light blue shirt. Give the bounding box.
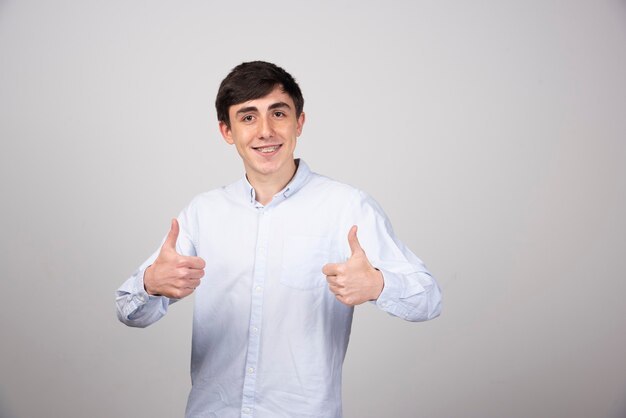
[116,160,442,418]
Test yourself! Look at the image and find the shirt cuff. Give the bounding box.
[121,266,154,318]
[375,269,426,318]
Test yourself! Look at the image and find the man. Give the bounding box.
[116,61,442,418]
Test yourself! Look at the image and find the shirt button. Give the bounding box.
[255,286,262,293]
[251,326,258,333]
[247,367,255,374]
[242,407,251,414]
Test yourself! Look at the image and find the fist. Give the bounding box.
[322,225,384,306]
[143,219,206,299]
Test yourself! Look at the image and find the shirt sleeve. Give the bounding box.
[115,202,198,328]
[343,190,442,322]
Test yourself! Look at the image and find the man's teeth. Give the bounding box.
[257,145,279,153]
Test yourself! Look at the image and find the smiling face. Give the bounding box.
[219,86,305,187]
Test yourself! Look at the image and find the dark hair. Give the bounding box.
[215,61,304,128]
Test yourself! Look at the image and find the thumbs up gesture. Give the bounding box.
[322,225,384,306]
[143,219,206,299]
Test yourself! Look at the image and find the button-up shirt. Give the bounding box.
[116,159,442,418]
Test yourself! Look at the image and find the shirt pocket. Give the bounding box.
[280,235,331,290]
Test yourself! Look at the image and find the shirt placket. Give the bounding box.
[241,208,271,417]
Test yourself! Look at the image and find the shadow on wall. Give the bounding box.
[0,396,16,418]
[613,397,626,418]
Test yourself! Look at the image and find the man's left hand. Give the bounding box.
[322,225,384,306]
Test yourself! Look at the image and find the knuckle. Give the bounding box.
[175,256,187,268]
[335,294,343,302]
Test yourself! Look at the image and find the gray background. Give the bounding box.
[1,0,625,417]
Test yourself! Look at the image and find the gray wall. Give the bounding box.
[1,1,625,417]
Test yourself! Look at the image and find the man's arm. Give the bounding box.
[116,214,204,328]
[323,190,442,322]
[115,259,171,328]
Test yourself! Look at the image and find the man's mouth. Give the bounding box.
[253,144,282,153]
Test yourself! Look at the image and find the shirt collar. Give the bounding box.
[242,159,311,206]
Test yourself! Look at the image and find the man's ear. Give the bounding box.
[296,112,305,137]
[219,121,234,145]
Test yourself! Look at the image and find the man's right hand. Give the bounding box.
[143,219,206,299]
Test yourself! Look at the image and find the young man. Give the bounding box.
[116,61,442,418]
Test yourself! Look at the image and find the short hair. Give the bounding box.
[215,61,304,128]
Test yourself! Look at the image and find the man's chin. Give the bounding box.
[246,158,295,178]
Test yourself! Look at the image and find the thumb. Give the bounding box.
[348,225,364,256]
[163,218,180,252]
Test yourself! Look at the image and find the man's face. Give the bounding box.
[219,86,305,183]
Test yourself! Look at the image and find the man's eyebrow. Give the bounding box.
[235,102,292,116]
[268,102,292,110]
[235,106,258,116]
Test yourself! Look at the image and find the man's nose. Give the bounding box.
[257,116,275,139]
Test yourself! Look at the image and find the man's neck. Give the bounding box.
[247,160,298,206]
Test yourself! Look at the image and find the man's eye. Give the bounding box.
[274,111,285,118]
[242,115,254,122]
